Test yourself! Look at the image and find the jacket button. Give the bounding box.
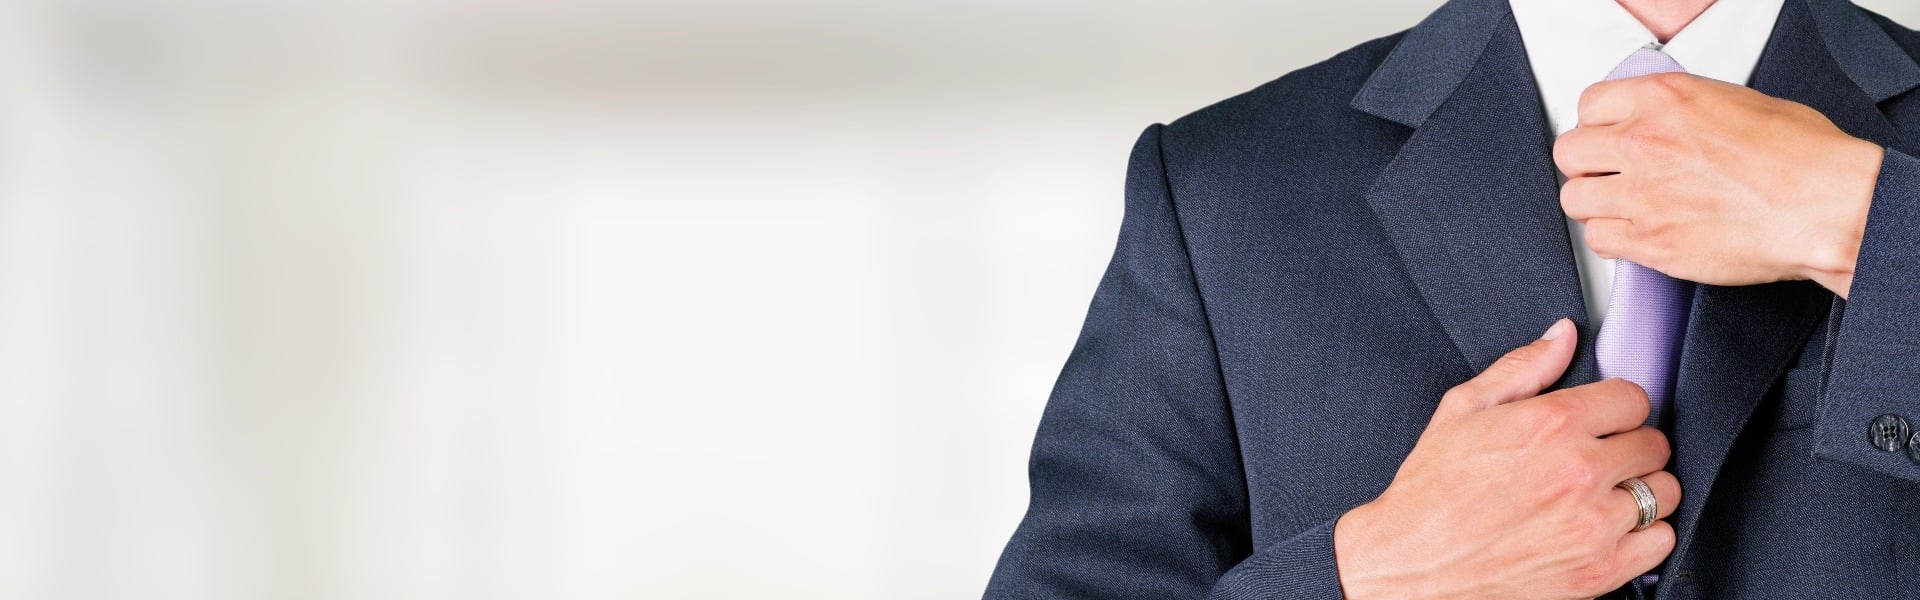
[1870,414,1911,452]
[1908,431,1920,465]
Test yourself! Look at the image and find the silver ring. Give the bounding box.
[1616,477,1657,532]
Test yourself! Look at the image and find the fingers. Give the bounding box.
[1612,520,1677,583]
[1578,73,1715,128]
[1559,175,1626,222]
[1576,79,1637,128]
[1595,426,1671,482]
[1439,319,1577,414]
[1553,127,1622,178]
[1583,218,1633,259]
[1605,469,1681,537]
[1638,470,1681,521]
[1552,378,1651,436]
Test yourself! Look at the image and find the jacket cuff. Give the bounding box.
[1208,519,1344,600]
[1814,147,1920,482]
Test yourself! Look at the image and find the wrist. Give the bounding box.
[1333,500,1417,600]
[1799,138,1880,299]
[1333,502,1380,599]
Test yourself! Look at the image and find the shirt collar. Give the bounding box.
[1509,0,1786,136]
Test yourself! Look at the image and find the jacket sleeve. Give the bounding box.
[983,124,1347,599]
[1814,147,1920,483]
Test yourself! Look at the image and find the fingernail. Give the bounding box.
[1541,318,1571,341]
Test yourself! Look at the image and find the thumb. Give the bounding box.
[1438,318,1577,414]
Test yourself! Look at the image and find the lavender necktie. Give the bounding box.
[1594,47,1693,431]
[1590,46,1693,596]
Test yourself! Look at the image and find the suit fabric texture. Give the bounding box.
[986,0,1920,598]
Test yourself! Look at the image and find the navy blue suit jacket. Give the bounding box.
[987,0,1920,597]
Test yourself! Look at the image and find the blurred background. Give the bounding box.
[4,0,1917,598]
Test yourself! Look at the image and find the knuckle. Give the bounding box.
[1619,124,1668,156]
[1639,213,1672,238]
[1578,84,1606,117]
[1603,378,1650,405]
[1648,521,1678,549]
[1561,179,1593,211]
[1558,455,1601,492]
[1517,400,1573,436]
[1569,558,1616,595]
[1591,377,1624,396]
[1644,446,1673,475]
[1489,354,1528,377]
[1547,392,1585,418]
[1647,431,1673,462]
[1499,340,1544,365]
[1647,72,1693,99]
[1481,351,1539,383]
[1584,227,1615,257]
[1620,379,1651,406]
[1553,132,1589,167]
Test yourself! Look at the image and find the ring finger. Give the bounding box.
[1611,470,1681,535]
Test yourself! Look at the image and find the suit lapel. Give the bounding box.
[1661,0,1920,584]
[1661,282,1828,579]
[1359,11,1601,387]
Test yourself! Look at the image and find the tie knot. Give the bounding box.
[1607,47,1688,81]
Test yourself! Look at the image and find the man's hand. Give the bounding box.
[1333,320,1680,599]
[1554,72,1883,298]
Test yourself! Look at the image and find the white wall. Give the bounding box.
[3,1,1916,598]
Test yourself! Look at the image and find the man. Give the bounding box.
[985,0,1920,597]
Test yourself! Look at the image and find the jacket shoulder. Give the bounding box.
[1157,31,1408,160]
[1147,32,1412,219]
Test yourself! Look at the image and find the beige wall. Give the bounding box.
[2,1,1916,598]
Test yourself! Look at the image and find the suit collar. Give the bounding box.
[1804,0,1920,102]
[1512,0,1783,139]
[1353,0,1920,128]
[1350,0,1511,129]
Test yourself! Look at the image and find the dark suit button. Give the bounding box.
[1908,432,1920,465]
[1870,414,1911,452]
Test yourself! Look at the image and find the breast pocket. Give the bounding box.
[1766,364,1825,432]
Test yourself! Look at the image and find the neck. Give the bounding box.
[1617,0,1717,42]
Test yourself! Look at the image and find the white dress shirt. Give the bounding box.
[1508,0,1784,328]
